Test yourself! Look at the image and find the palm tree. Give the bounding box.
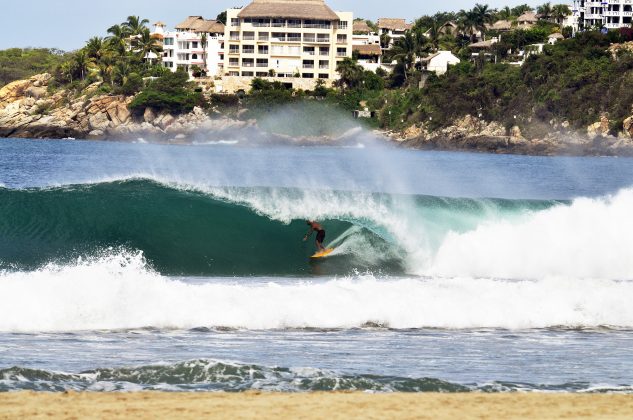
[200,33,208,74]
[380,33,391,49]
[113,60,132,87]
[335,58,364,90]
[106,24,128,56]
[496,6,512,21]
[457,9,478,42]
[552,4,571,27]
[123,16,149,36]
[390,31,418,79]
[73,50,96,80]
[512,4,534,16]
[425,20,442,52]
[471,3,495,39]
[537,2,554,22]
[85,37,106,60]
[136,28,163,67]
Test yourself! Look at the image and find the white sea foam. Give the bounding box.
[2,251,633,332]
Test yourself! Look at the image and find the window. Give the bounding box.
[302,60,314,69]
[287,33,301,42]
[258,32,269,41]
[164,38,174,46]
[231,18,240,27]
[243,45,255,54]
[258,45,269,54]
[318,73,329,79]
[302,73,314,78]
[256,72,268,77]
[319,60,329,69]
[243,32,255,40]
[319,47,330,56]
[303,47,315,55]
[192,54,198,60]
[288,19,301,28]
[288,46,301,55]
[229,45,239,54]
[229,58,239,66]
[229,71,239,76]
[256,58,268,67]
[337,34,347,44]
[317,34,330,43]
[242,58,255,67]
[230,31,240,41]
[339,21,348,30]
[303,34,316,43]
[337,48,347,56]
[191,42,198,48]
[242,71,254,77]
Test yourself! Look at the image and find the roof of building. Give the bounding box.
[549,32,565,39]
[469,40,495,49]
[377,18,412,31]
[517,12,538,23]
[238,0,340,21]
[352,44,382,56]
[154,21,166,26]
[490,20,512,31]
[175,16,225,33]
[353,21,373,33]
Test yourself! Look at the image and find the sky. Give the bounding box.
[1,0,543,51]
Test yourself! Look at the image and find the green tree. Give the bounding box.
[336,58,364,90]
[200,33,208,74]
[106,24,129,55]
[216,11,227,25]
[129,69,204,114]
[73,50,96,80]
[537,3,553,22]
[123,16,149,36]
[552,4,571,27]
[136,28,163,65]
[511,4,534,16]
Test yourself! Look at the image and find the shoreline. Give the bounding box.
[2,391,633,419]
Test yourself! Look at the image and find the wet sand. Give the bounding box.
[2,392,633,419]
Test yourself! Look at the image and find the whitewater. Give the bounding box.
[3,138,633,393]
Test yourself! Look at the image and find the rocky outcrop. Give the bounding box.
[0,74,256,142]
[397,114,633,156]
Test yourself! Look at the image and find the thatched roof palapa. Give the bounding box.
[353,44,382,56]
[238,0,340,21]
[175,16,225,33]
[353,21,373,33]
[517,12,538,23]
[377,18,412,31]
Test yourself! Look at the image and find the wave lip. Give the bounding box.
[3,254,633,332]
[3,359,625,393]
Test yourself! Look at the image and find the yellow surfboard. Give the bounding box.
[310,248,335,259]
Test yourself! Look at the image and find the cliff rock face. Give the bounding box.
[0,74,254,141]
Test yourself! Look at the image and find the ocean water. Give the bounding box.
[2,137,633,392]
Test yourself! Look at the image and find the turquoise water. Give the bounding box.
[1,138,633,392]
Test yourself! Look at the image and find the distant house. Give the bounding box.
[421,51,460,75]
[517,12,538,28]
[352,21,380,46]
[548,32,564,45]
[377,18,412,47]
[352,44,392,73]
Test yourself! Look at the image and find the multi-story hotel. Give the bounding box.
[571,0,633,30]
[223,0,353,86]
[155,17,226,76]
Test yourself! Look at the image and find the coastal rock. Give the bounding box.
[106,102,130,126]
[143,108,156,124]
[88,112,110,131]
[403,124,424,140]
[623,115,633,139]
[510,125,523,139]
[155,113,176,130]
[587,114,610,138]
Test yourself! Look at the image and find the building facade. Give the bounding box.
[155,17,226,76]
[571,0,633,30]
[377,18,412,48]
[223,0,353,84]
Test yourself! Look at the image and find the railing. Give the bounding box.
[304,50,316,55]
[319,51,330,56]
[256,62,268,67]
[228,61,240,67]
[253,22,271,27]
[242,62,255,67]
[303,64,315,69]
[319,65,329,69]
[258,34,269,41]
[317,37,330,43]
[229,49,240,54]
[304,24,331,29]
[243,35,255,40]
[336,51,347,56]
[287,36,301,42]
[304,35,316,42]
[230,36,240,41]
[242,49,255,54]
[258,49,269,54]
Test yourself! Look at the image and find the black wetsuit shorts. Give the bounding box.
[316,230,326,243]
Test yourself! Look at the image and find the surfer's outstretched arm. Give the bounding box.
[303,229,313,241]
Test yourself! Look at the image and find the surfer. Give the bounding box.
[303,221,326,252]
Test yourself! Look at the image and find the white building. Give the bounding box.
[352,20,380,46]
[377,18,412,48]
[571,0,633,31]
[421,51,460,76]
[222,0,353,87]
[154,17,226,76]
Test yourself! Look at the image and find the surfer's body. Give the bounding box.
[304,221,326,252]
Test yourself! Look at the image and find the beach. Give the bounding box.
[2,392,633,419]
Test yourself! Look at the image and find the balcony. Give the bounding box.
[303,64,315,69]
